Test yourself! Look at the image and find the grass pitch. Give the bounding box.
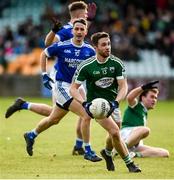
[0,97,174,179]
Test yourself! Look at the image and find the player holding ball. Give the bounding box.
[70,31,141,172]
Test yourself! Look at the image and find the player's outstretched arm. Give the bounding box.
[127,80,159,106]
[127,87,144,107]
[44,18,62,47]
[45,31,58,47]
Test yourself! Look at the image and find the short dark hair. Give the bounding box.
[91,32,110,46]
[73,18,87,26]
[68,1,87,12]
[139,88,159,101]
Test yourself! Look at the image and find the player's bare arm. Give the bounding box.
[70,83,84,104]
[44,18,62,46]
[44,31,59,47]
[116,78,128,103]
[40,51,48,72]
[127,81,159,107]
[126,87,143,107]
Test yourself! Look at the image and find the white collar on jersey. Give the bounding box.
[68,21,73,27]
[96,56,109,64]
[71,39,84,47]
[140,102,148,112]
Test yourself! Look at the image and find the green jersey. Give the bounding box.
[73,54,126,102]
[122,102,148,129]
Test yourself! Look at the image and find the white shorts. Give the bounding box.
[54,81,72,110]
[120,127,143,151]
[49,67,56,82]
[54,81,86,110]
[111,108,122,122]
[50,67,56,90]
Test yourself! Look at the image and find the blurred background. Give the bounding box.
[0,0,174,99]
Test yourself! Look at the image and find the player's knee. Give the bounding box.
[43,109,52,116]
[110,128,120,141]
[82,116,91,124]
[80,116,90,129]
[142,127,150,137]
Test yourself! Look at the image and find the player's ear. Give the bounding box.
[93,45,97,50]
[85,29,88,35]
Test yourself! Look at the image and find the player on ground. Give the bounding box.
[120,81,169,158]
[5,1,97,155]
[70,32,141,172]
[23,19,102,162]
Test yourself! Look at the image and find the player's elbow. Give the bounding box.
[126,95,134,105]
[44,40,50,47]
[69,86,74,97]
[126,95,132,103]
[69,88,73,96]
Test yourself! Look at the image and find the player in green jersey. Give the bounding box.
[70,32,141,172]
[120,81,169,158]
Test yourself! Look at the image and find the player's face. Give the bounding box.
[142,91,158,109]
[76,9,88,19]
[96,37,111,58]
[73,23,87,42]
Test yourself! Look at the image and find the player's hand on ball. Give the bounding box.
[107,100,119,117]
[42,73,54,90]
[82,101,93,118]
[51,17,62,33]
[141,80,159,90]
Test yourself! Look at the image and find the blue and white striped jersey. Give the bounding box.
[45,39,95,83]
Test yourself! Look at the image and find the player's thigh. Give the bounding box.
[97,117,119,133]
[121,126,144,140]
[69,99,89,119]
[49,104,68,122]
[120,127,135,141]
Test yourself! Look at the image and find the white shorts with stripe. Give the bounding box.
[54,81,72,108]
[54,80,86,109]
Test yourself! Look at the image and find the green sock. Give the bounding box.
[135,152,143,157]
[123,154,133,165]
[105,149,112,156]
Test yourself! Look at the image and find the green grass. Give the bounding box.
[0,97,174,179]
